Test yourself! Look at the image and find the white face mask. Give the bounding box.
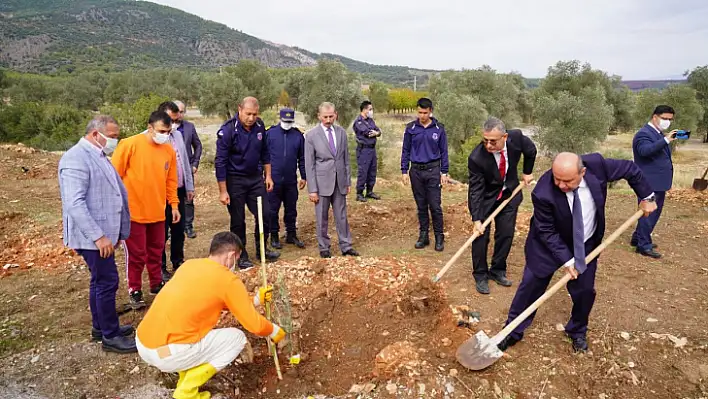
[98,132,118,155]
[658,118,671,130]
[367,110,373,118]
[281,121,294,130]
[153,132,170,145]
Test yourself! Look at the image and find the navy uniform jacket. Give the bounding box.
[525,153,653,278]
[632,123,673,192]
[215,115,269,181]
[352,115,381,146]
[266,124,306,185]
[400,117,449,174]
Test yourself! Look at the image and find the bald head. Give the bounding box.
[238,97,260,129]
[552,152,586,193]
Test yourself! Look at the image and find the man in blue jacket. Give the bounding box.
[267,108,307,249]
[353,100,382,202]
[631,105,677,259]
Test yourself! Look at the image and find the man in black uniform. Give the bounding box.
[215,97,280,269]
[401,98,450,252]
[468,117,536,294]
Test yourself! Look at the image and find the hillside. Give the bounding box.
[0,0,434,85]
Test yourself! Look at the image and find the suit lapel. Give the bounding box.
[553,186,572,224]
[82,144,120,194]
[583,172,604,219]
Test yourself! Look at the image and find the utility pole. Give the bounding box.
[413,76,417,92]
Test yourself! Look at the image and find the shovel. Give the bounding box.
[432,181,533,284]
[257,196,283,380]
[456,209,644,371]
[692,167,708,191]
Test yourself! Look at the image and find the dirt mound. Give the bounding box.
[400,277,445,315]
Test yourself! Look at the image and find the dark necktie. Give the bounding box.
[327,127,336,155]
[572,188,587,273]
[497,151,506,200]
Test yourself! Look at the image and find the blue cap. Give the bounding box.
[280,108,295,122]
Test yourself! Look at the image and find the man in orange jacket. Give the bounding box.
[112,111,180,308]
[136,232,286,399]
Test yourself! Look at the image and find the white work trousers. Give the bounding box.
[136,328,246,372]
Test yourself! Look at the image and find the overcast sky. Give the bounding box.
[151,0,708,79]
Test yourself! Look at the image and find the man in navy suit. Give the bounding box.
[631,105,677,258]
[498,153,657,353]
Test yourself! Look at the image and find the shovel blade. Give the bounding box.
[693,179,708,191]
[455,330,504,371]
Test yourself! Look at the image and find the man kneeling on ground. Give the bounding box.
[135,231,286,399]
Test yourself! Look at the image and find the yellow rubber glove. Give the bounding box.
[254,285,273,307]
[270,324,286,344]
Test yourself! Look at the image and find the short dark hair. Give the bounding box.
[653,105,675,116]
[360,100,372,111]
[209,232,244,256]
[157,101,179,114]
[148,111,172,127]
[417,97,433,110]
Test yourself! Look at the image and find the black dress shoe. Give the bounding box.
[490,274,513,287]
[270,236,283,249]
[257,248,281,261]
[475,279,490,295]
[285,234,305,248]
[342,248,360,257]
[185,227,197,239]
[497,335,520,351]
[569,335,589,352]
[636,248,662,259]
[356,193,367,202]
[102,335,137,354]
[320,250,331,259]
[366,192,381,200]
[92,325,135,342]
[150,281,165,295]
[161,268,172,282]
[415,231,430,249]
[238,258,254,271]
[434,234,444,252]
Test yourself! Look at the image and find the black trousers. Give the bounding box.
[226,175,270,260]
[162,187,186,271]
[471,190,519,282]
[409,164,444,235]
[185,172,195,230]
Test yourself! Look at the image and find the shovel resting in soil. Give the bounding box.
[692,167,708,191]
[456,209,645,371]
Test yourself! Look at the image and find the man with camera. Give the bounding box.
[631,105,678,259]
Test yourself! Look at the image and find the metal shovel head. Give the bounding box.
[455,330,504,371]
[692,178,708,191]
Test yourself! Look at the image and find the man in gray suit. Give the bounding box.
[58,115,137,354]
[173,100,202,239]
[304,102,360,259]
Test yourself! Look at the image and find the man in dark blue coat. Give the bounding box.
[630,105,677,259]
[266,108,307,249]
[498,153,657,353]
[353,100,382,202]
[215,97,280,270]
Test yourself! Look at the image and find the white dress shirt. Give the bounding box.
[322,124,337,151]
[493,144,509,190]
[563,178,597,267]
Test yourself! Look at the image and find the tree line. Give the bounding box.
[1,60,707,178]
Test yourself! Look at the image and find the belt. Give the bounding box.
[411,160,441,170]
[357,143,376,149]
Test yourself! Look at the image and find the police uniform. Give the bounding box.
[215,115,278,266]
[401,117,449,251]
[352,114,381,200]
[266,109,306,248]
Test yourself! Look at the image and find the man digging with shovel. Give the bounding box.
[498,153,657,352]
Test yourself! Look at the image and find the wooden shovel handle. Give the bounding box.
[701,167,708,180]
[492,209,644,344]
[432,182,528,283]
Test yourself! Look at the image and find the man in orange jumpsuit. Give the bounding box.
[135,231,286,399]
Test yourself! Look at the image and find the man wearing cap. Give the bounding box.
[216,97,280,270]
[266,108,307,250]
[352,100,382,202]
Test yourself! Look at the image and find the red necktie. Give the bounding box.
[497,151,506,200]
